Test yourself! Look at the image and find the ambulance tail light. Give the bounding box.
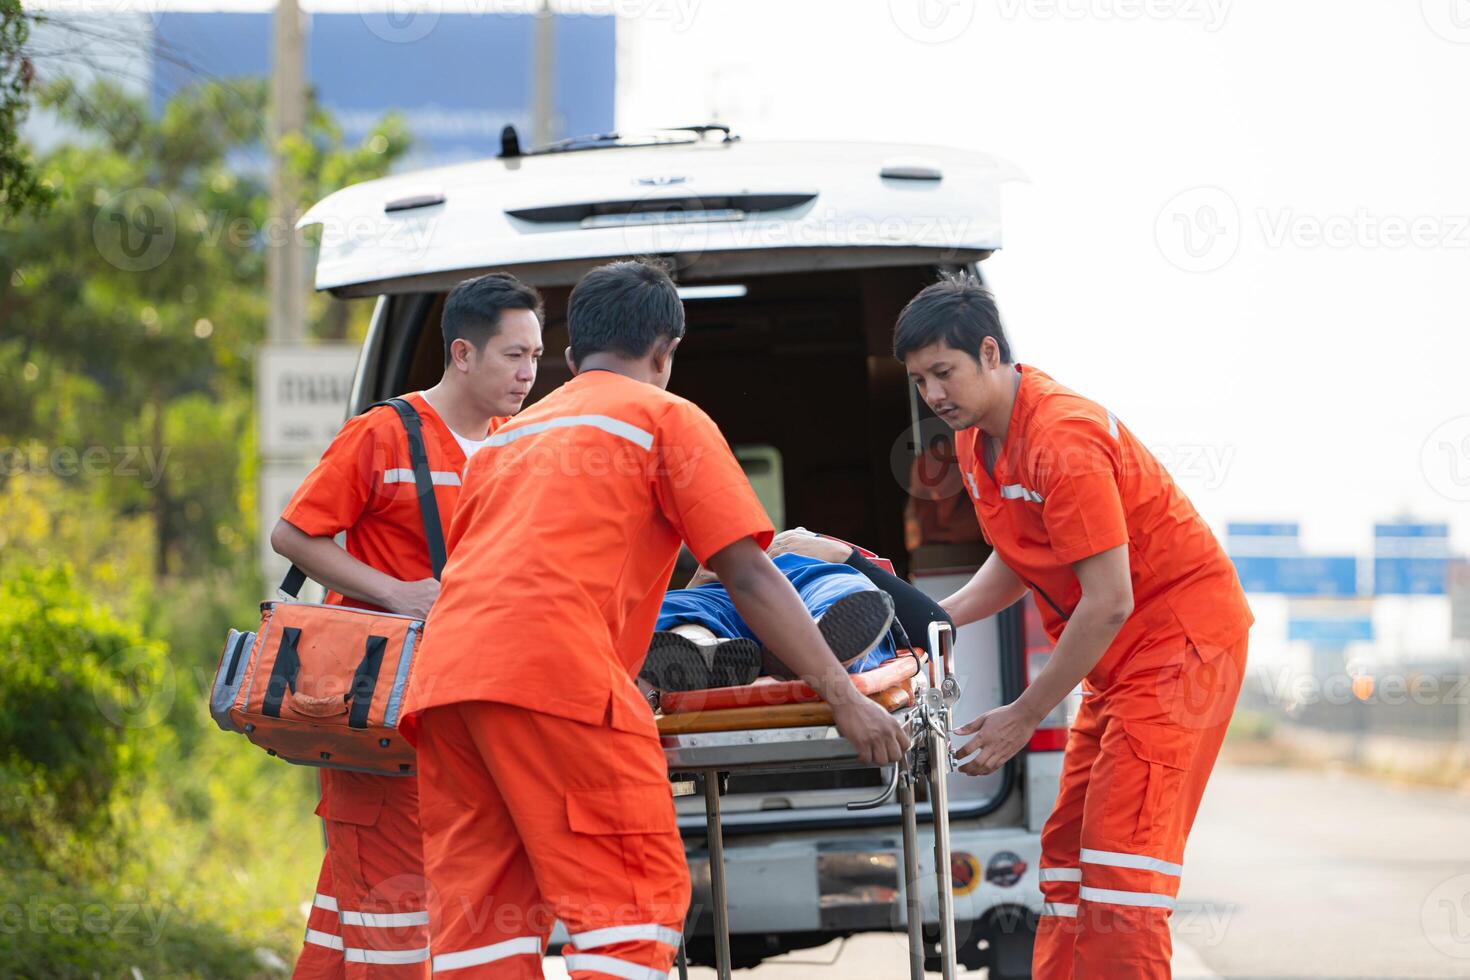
[1022,601,1074,751]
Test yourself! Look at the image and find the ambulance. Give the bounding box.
[298,125,1071,978]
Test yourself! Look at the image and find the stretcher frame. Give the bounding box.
[661,622,962,980]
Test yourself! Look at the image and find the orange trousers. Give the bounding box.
[1034,632,1247,980]
[293,771,432,979]
[414,701,691,978]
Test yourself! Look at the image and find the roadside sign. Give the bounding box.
[1231,555,1358,596]
[1287,598,1375,644]
[1373,521,1451,595]
[256,344,359,458]
[257,459,315,591]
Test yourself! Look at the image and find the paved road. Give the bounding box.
[545,763,1470,978]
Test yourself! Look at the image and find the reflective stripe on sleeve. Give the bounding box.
[1078,885,1176,910]
[1040,902,1078,918]
[570,923,683,950]
[1106,411,1118,439]
[340,909,430,928]
[999,483,1045,503]
[1038,867,1082,883]
[304,928,344,950]
[313,893,339,913]
[1080,848,1183,877]
[383,468,461,486]
[345,945,431,964]
[432,936,542,973]
[486,414,655,451]
[561,953,668,980]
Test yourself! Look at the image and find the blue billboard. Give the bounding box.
[1231,555,1359,597]
[1374,522,1451,595]
[152,12,616,166]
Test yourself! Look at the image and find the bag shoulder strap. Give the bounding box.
[369,396,449,579]
[277,396,448,599]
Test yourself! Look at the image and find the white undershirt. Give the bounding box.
[450,428,495,462]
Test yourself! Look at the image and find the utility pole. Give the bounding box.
[531,0,555,148]
[269,0,306,342]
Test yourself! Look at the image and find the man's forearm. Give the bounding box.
[941,552,1029,626]
[1011,594,1127,723]
[723,565,862,706]
[270,520,399,607]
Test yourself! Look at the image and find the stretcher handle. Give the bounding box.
[926,620,954,687]
[846,763,900,810]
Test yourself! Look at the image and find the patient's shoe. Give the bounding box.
[815,590,896,668]
[640,627,761,692]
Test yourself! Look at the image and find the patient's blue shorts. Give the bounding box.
[656,553,895,673]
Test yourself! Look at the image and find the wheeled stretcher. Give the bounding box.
[658,622,964,980]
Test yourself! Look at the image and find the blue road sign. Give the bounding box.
[152,13,616,166]
[1287,617,1374,644]
[1373,521,1451,595]
[1231,555,1359,596]
[1374,557,1449,595]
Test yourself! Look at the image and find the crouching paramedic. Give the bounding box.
[398,259,910,979]
[270,274,544,977]
[895,274,1252,980]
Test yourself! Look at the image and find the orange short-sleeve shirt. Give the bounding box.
[958,366,1252,675]
[279,392,506,610]
[400,370,773,737]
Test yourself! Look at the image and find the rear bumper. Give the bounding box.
[683,823,1043,936]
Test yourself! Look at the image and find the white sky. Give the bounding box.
[617,0,1470,561]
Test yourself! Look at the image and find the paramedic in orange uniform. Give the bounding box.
[895,275,1252,980]
[399,260,910,979]
[271,274,545,978]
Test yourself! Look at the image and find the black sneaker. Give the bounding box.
[640,632,761,692]
[815,590,896,668]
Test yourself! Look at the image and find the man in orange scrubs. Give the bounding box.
[895,274,1252,979]
[272,274,544,978]
[400,260,909,979]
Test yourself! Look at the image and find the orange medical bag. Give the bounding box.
[208,398,443,776]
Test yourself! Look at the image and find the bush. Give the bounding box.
[0,564,171,853]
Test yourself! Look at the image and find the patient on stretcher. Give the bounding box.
[639,529,953,693]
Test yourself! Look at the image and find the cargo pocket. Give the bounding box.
[1111,721,1196,845]
[566,783,679,911]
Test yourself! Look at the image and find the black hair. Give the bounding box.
[566,259,686,366]
[892,271,1012,364]
[441,272,543,367]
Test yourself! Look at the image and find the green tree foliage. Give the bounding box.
[0,2,54,219]
[0,75,411,976]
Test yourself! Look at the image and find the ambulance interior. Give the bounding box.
[384,264,1005,817]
